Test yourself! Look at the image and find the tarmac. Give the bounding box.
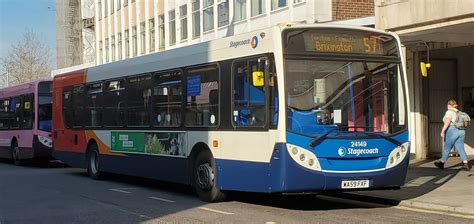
[338,156,474,218]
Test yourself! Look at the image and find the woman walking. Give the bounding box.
[434,99,471,171]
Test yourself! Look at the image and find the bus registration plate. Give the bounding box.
[341,180,369,189]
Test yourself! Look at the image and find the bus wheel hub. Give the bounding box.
[197,163,214,190]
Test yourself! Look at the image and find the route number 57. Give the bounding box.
[363,36,378,53]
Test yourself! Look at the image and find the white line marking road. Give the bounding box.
[149,196,176,203]
[109,188,133,194]
[198,207,234,215]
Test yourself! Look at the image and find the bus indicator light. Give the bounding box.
[213,140,219,148]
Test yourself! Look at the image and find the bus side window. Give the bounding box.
[127,75,152,127]
[269,60,278,129]
[85,82,103,127]
[232,59,266,127]
[185,65,219,127]
[72,85,85,127]
[153,71,182,127]
[103,80,126,127]
[22,94,34,129]
[0,99,9,129]
[9,97,21,129]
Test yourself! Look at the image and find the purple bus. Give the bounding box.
[0,80,52,165]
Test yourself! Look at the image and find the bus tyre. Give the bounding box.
[193,150,226,202]
[11,140,22,166]
[87,144,102,180]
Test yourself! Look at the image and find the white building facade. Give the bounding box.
[94,0,336,65]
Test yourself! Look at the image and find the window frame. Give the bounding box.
[230,56,270,129]
[184,63,221,128]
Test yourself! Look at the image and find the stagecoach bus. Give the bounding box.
[52,23,410,202]
[0,80,53,165]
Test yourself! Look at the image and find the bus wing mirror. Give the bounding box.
[252,71,265,87]
[420,62,431,77]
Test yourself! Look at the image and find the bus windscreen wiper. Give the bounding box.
[308,126,401,148]
[362,132,401,146]
[308,126,345,148]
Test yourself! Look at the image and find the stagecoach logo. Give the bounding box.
[251,36,258,48]
[338,147,380,157]
[229,36,259,49]
[338,147,347,157]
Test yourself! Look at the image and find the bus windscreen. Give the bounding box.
[38,81,52,132]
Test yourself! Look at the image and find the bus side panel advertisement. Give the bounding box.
[111,132,186,157]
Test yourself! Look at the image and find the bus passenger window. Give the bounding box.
[85,83,103,127]
[103,80,126,127]
[9,97,21,129]
[0,99,9,129]
[153,71,182,127]
[232,60,266,127]
[72,85,85,127]
[22,94,34,129]
[185,65,219,127]
[63,89,72,128]
[127,75,152,126]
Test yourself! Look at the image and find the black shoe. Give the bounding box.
[461,163,471,171]
[434,161,444,169]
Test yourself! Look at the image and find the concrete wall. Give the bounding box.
[375,0,473,30]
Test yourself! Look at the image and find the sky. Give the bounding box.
[0,0,57,68]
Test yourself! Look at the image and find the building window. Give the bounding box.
[118,32,122,60]
[140,22,146,54]
[149,18,155,52]
[117,0,121,10]
[180,5,188,41]
[98,0,102,20]
[104,0,108,17]
[234,0,246,22]
[105,38,109,63]
[203,1,214,32]
[125,29,129,58]
[158,14,165,49]
[99,41,103,64]
[169,10,176,45]
[111,0,114,14]
[218,1,229,27]
[271,0,287,10]
[293,0,304,3]
[124,0,128,6]
[192,0,200,38]
[251,0,264,17]
[111,35,115,61]
[132,25,137,56]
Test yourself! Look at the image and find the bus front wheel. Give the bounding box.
[11,140,22,166]
[193,150,226,202]
[87,144,102,180]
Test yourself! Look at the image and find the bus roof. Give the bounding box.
[0,80,51,98]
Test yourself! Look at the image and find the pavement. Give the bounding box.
[338,156,474,217]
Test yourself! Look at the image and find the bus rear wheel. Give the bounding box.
[87,144,102,180]
[11,140,22,166]
[193,150,226,202]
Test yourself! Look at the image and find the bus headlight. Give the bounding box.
[286,143,322,171]
[38,135,52,148]
[386,142,409,169]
